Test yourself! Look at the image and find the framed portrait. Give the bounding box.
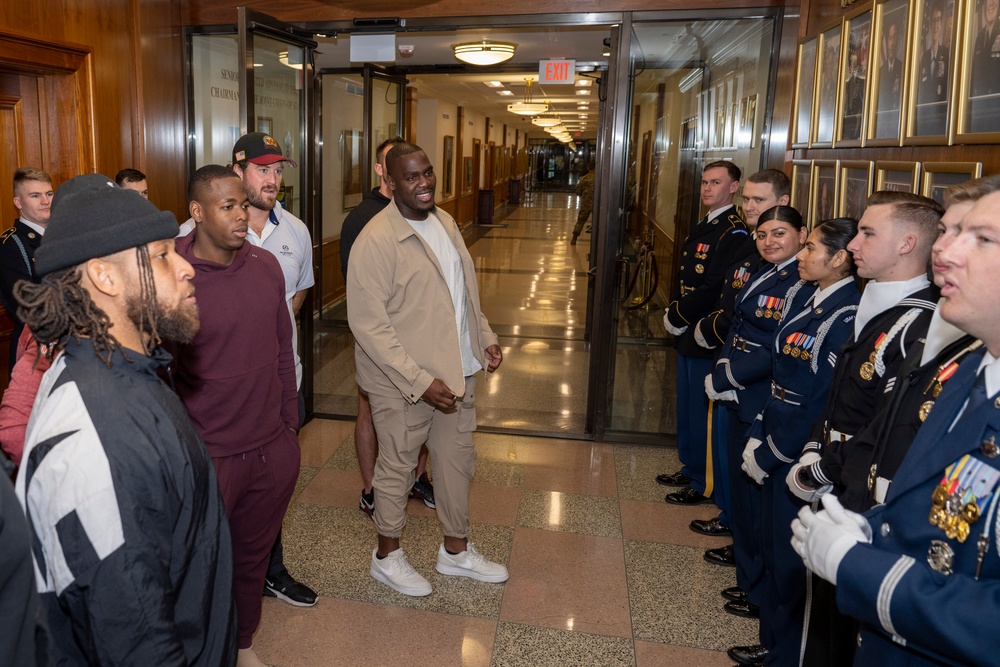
[868,0,909,145]
[341,129,363,211]
[463,157,473,194]
[838,8,873,146]
[955,0,1000,141]
[811,160,841,224]
[839,161,874,219]
[442,135,454,198]
[256,116,273,136]
[791,160,813,219]
[920,162,984,203]
[792,38,818,148]
[875,160,921,192]
[905,0,958,144]
[739,94,758,148]
[814,22,844,147]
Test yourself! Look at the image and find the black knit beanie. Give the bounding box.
[34,173,179,276]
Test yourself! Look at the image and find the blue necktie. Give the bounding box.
[964,371,990,418]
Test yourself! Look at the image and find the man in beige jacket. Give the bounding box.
[346,142,507,597]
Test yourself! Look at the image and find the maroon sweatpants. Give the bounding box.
[212,429,300,648]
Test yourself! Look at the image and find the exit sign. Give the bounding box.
[539,59,575,85]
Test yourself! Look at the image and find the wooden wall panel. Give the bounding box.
[0,0,187,221]
[184,0,782,25]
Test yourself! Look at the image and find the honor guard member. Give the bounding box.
[660,161,749,507]
[736,218,861,667]
[791,186,1000,667]
[789,191,943,667]
[702,205,808,628]
[0,168,53,374]
[691,170,794,582]
[799,178,1000,516]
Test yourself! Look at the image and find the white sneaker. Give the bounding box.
[435,542,509,583]
[369,548,432,596]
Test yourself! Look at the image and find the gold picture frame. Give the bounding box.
[341,129,363,211]
[867,0,910,145]
[904,0,959,145]
[811,160,841,224]
[792,38,818,148]
[839,160,875,219]
[920,162,984,203]
[837,7,873,147]
[875,160,922,192]
[954,0,1000,142]
[791,160,813,219]
[814,21,845,148]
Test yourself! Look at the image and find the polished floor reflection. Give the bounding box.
[313,191,680,437]
[254,420,758,665]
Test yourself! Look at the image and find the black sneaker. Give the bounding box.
[359,488,375,520]
[410,473,436,509]
[263,570,317,607]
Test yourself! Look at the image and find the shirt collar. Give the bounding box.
[854,274,930,337]
[812,276,854,308]
[977,351,1000,400]
[268,207,281,225]
[921,301,968,365]
[18,218,45,236]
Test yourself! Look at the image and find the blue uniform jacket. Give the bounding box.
[749,279,861,475]
[711,261,815,424]
[838,350,1000,666]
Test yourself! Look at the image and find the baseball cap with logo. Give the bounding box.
[232,132,298,168]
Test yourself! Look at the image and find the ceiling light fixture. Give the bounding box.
[453,41,516,66]
[532,116,562,127]
[278,50,303,70]
[507,78,549,116]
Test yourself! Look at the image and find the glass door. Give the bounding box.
[311,65,405,417]
[237,8,318,413]
[590,12,779,443]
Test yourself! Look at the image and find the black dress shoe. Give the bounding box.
[689,516,732,536]
[720,585,746,602]
[703,544,736,566]
[727,644,768,665]
[723,600,760,618]
[665,486,712,505]
[655,471,691,487]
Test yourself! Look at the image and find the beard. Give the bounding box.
[125,290,200,346]
[246,182,276,211]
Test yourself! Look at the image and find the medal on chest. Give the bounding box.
[928,454,1000,543]
[756,294,786,320]
[782,332,815,360]
[860,332,887,381]
[695,243,710,260]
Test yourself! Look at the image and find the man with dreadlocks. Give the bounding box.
[168,164,299,667]
[12,174,237,665]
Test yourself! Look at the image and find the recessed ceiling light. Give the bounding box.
[576,89,590,96]
[577,102,589,108]
[578,114,587,118]
[602,51,611,57]
[497,90,514,96]
[484,81,504,88]
[575,79,592,87]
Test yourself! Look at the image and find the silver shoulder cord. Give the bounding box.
[977,490,1000,580]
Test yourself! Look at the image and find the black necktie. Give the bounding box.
[964,371,990,418]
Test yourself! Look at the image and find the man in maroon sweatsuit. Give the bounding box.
[168,164,299,667]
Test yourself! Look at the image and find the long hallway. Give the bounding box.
[257,193,757,665]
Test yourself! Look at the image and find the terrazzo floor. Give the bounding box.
[253,419,759,666]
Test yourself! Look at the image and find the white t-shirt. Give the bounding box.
[406,212,481,377]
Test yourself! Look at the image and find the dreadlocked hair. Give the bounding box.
[132,244,161,353]
[14,267,117,366]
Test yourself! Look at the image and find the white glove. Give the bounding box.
[786,451,827,502]
[704,374,738,403]
[694,321,715,349]
[741,438,768,485]
[663,312,687,336]
[790,494,871,585]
